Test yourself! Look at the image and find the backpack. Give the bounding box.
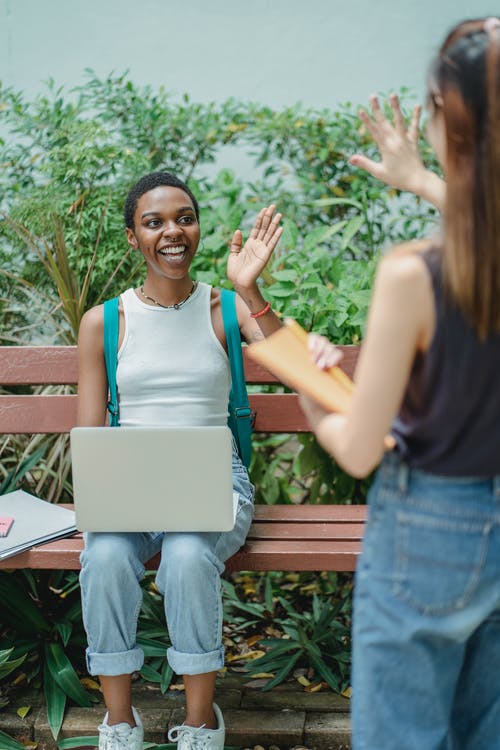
[103,288,253,469]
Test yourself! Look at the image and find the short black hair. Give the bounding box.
[124,171,200,229]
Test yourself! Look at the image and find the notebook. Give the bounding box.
[0,490,76,561]
[70,425,236,532]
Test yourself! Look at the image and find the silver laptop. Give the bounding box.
[70,426,236,532]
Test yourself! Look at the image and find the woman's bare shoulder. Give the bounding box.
[380,239,435,284]
[78,305,105,351]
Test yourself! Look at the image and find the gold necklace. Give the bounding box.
[139,281,197,310]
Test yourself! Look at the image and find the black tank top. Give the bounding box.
[391,247,500,476]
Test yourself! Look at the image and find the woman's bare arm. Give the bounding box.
[76,306,108,427]
[300,247,434,477]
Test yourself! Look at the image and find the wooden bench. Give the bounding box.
[0,345,365,572]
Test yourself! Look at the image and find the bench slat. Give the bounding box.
[56,504,366,522]
[0,538,361,572]
[248,522,364,540]
[0,395,78,433]
[0,394,311,433]
[0,345,359,385]
[253,505,366,522]
[227,541,360,572]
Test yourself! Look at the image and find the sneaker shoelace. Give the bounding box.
[98,721,135,750]
[168,723,211,750]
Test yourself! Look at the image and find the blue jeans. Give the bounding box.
[79,445,254,677]
[352,451,500,750]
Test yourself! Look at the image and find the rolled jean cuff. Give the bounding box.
[85,646,144,676]
[167,644,224,675]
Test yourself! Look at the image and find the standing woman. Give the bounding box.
[300,18,500,750]
[77,171,283,750]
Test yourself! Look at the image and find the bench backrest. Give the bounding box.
[0,345,359,434]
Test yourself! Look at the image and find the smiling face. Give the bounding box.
[126,185,201,281]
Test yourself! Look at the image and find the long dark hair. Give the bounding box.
[429,17,500,337]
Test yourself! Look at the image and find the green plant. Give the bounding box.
[0,570,93,739]
[223,571,352,692]
[0,649,26,708]
[247,592,351,691]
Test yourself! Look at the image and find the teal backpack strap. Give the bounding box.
[103,297,120,427]
[220,289,253,469]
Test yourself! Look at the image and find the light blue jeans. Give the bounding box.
[79,445,254,677]
[352,451,500,750]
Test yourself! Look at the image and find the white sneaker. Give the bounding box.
[167,702,225,750]
[98,707,144,750]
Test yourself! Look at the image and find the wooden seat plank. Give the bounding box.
[0,345,358,385]
[247,522,365,540]
[253,505,366,522]
[0,393,309,434]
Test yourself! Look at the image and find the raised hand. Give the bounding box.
[350,94,426,193]
[227,205,283,292]
[350,94,445,211]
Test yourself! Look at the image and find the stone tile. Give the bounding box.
[169,707,306,747]
[215,672,248,690]
[0,707,37,742]
[304,712,351,750]
[4,687,46,708]
[242,684,349,713]
[34,706,172,750]
[131,683,241,710]
[35,706,103,750]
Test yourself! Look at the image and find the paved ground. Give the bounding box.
[0,674,351,750]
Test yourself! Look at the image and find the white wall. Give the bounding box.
[1,0,496,107]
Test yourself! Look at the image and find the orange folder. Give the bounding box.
[248,318,396,450]
[247,318,353,414]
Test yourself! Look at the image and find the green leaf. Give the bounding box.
[264,574,274,614]
[309,652,340,691]
[135,636,168,658]
[303,222,347,252]
[139,664,162,683]
[160,662,174,694]
[0,648,27,680]
[261,651,302,691]
[44,661,67,740]
[45,643,92,707]
[55,621,73,647]
[279,218,299,250]
[341,215,364,250]
[0,731,26,750]
[0,573,51,634]
[0,731,27,750]
[0,445,47,494]
[57,737,99,749]
[270,269,298,282]
[312,197,363,210]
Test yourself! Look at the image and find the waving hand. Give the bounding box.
[227,204,283,292]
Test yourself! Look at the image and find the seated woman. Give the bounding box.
[77,171,283,750]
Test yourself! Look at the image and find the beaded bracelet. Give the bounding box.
[250,301,271,319]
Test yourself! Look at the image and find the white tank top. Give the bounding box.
[116,283,230,427]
